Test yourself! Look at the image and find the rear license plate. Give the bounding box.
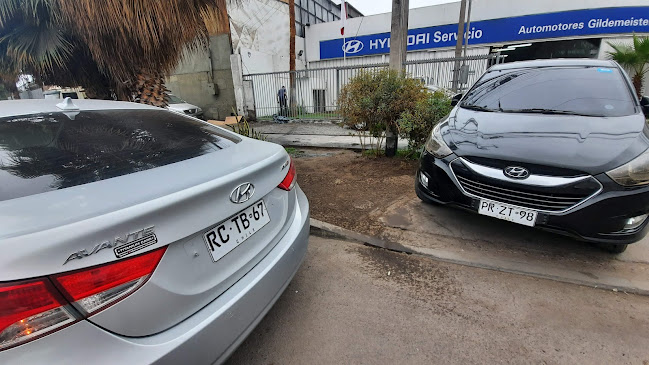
[203,200,271,262]
[478,199,537,227]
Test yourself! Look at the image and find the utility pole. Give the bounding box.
[288,0,297,117]
[389,0,409,71]
[386,0,409,157]
[462,0,472,59]
[451,0,467,92]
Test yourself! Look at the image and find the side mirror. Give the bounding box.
[451,93,463,107]
[641,96,649,117]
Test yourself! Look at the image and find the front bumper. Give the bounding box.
[417,152,649,244]
[1,186,310,365]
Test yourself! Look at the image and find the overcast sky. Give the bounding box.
[339,0,456,16]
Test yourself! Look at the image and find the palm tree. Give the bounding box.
[608,34,649,99]
[0,0,220,106]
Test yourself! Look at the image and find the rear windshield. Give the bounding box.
[460,66,636,117]
[0,109,238,201]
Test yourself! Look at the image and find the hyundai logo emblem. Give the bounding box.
[503,166,530,179]
[230,183,255,204]
[342,40,364,54]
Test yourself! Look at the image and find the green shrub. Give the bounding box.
[397,91,452,157]
[338,69,428,150]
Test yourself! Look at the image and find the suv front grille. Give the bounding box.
[451,159,601,213]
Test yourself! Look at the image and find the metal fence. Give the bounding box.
[242,53,506,120]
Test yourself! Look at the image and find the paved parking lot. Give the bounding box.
[226,236,649,364]
[375,197,649,294]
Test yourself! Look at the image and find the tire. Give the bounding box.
[601,243,628,254]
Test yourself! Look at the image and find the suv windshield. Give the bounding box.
[460,66,636,117]
[168,95,185,104]
[0,109,237,202]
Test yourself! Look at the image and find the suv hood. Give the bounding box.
[444,108,649,175]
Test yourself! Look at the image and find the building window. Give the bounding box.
[294,0,347,27]
[296,23,305,37]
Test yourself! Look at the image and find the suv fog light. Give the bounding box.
[624,214,649,231]
[420,172,429,187]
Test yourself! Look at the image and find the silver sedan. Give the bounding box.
[0,99,310,364]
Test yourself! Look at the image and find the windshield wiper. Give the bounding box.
[460,104,496,112]
[500,108,594,116]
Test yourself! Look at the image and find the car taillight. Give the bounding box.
[0,247,166,351]
[0,279,76,351]
[278,157,297,191]
[52,247,166,315]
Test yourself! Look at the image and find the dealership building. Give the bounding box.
[169,0,649,119]
[306,0,649,82]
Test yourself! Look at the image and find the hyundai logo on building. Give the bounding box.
[342,40,364,54]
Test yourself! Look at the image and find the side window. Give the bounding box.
[61,92,79,99]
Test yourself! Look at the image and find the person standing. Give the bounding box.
[277,86,287,116]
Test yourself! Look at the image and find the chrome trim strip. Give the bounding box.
[456,175,583,202]
[459,158,590,187]
[449,158,604,215]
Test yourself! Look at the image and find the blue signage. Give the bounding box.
[320,6,649,59]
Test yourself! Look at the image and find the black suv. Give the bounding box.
[416,59,649,253]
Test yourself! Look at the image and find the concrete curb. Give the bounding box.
[310,219,416,254]
[309,218,649,296]
[265,134,410,150]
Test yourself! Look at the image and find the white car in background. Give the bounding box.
[167,94,203,119]
[43,87,87,100]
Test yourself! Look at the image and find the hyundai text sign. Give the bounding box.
[319,6,649,59]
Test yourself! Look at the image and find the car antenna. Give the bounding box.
[56,97,79,111]
[56,97,80,120]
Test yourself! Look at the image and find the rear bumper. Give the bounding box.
[1,185,310,365]
[417,152,649,244]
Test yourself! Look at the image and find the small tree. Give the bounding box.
[397,91,452,158]
[338,69,428,156]
[607,34,649,98]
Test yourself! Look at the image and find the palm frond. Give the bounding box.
[607,36,648,76]
[56,0,218,83]
[0,0,19,27]
[607,34,649,97]
[1,21,72,71]
[633,34,649,58]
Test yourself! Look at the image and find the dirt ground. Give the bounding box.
[292,148,417,236]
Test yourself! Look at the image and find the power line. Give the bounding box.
[234,0,283,36]
[247,1,285,35]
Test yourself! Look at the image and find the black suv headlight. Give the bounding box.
[607,149,649,186]
[424,123,452,158]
